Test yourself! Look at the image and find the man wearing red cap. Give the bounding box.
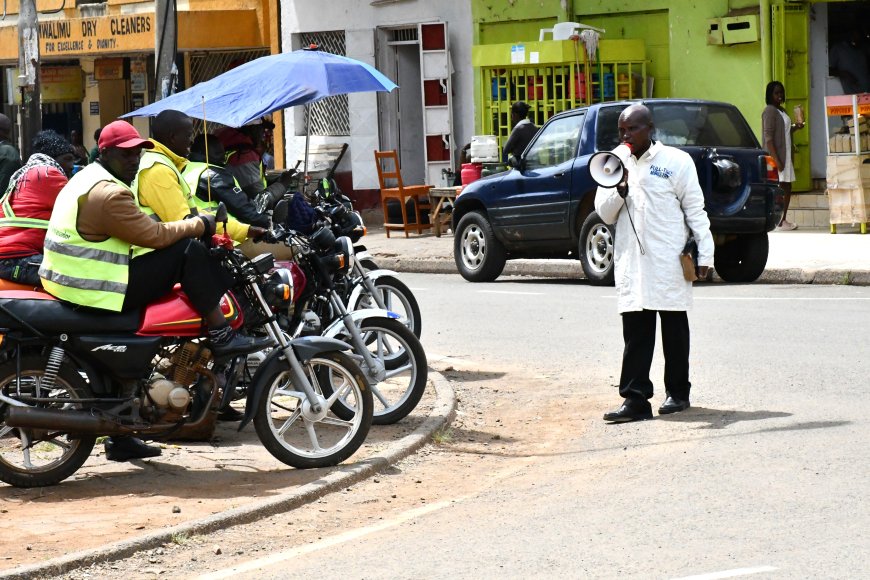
[39,119,271,461]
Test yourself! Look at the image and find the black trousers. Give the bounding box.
[619,309,691,402]
[123,239,232,316]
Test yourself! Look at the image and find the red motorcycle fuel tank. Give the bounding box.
[137,286,243,336]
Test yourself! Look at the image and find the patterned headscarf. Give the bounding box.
[1,130,72,198]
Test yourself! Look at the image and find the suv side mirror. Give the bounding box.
[507,155,523,170]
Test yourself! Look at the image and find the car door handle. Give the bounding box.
[553,172,565,178]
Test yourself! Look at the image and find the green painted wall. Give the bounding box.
[472,0,769,138]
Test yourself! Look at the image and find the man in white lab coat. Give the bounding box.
[594,104,714,423]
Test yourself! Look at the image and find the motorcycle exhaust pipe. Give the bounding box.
[4,407,128,436]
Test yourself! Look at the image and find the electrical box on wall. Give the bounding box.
[707,19,724,45]
[721,15,759,44]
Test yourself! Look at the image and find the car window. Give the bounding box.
[524,113,585,170]
[595,102,760,150]
[647,102,758,147]
[596,105,629,151]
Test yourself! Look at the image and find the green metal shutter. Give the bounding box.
[771,2,811,192]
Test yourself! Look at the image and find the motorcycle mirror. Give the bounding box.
[272,199,289,225]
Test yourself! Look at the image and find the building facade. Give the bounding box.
[1,0,278,156]
[471,0,869,194]
[279,1,474,206]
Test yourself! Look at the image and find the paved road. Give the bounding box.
[183,274,870,578]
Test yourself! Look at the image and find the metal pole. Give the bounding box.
[154,0,178,101]
[17,0,40,158]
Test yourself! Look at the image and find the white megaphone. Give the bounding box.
[589,143,633,188]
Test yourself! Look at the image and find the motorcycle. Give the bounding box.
[312,183,422,339]
[256,206,428,426]
[0,206,373,488]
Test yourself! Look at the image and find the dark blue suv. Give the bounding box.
[452,99,784,284]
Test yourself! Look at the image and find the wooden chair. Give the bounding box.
[374,150,432,238]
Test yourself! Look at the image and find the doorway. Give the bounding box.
[377,27,425,186]
[99,79,131,127]
[808,2,870,180]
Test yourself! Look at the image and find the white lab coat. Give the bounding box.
[594,141,714,313]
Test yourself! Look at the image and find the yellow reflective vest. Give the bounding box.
[182,161,222,213]
[39,164,138,312]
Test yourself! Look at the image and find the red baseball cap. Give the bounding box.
[98,120,154,150]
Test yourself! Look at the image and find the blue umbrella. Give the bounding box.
[121,48,397,127]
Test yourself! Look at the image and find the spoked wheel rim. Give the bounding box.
[360,327,419,416]
[263,358,366,459]
[460,224,486,271]
[585,223,614,274]
[357,284,418,339]
[0,369,94,481]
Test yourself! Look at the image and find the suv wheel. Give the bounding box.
[714,233,769,283]
[578,212,615,286]
[454,211,507,282]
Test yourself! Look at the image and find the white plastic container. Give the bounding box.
[470,135,499,163]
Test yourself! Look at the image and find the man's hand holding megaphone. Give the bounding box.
[616,171,629,199]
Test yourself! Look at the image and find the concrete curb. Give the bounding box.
[375,256,870,286]
[0,372,457,580]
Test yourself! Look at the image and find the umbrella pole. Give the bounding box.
[303,104,311,192]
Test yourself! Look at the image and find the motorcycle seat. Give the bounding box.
[0,295,141,334]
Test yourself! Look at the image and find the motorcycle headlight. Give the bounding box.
[264,267,294,307]
[311,226,336,253]
[325,236,355,273]
[341,210,366,242]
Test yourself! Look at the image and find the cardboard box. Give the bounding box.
[826,155,870,223]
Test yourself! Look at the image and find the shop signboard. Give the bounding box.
[38,14,153,56]
[4,66,84,104]
[94,58,125,81]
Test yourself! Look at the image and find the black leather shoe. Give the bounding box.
[104,436,162,462]
[658,396,690,415]
[603,398,653,423]
[211,332,273,359]
[217,406,245,422]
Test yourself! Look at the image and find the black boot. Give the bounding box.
[104,436,162,461]
[209,327,273,359]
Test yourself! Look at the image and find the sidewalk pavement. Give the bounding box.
[359,222,870,285]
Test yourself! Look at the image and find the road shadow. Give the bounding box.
[658,406,792,429]
[757,420,852,433]
[0,413,431,504]
[439,368,507,382]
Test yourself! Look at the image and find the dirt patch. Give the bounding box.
[23,356,607,579]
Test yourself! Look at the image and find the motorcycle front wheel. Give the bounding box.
[351,275,422,339]
[253,350,372,469]
[327,317,428,425]
[0,355,97,488]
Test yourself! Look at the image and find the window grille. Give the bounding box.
[299,31,349,136]
[185,49,269,133]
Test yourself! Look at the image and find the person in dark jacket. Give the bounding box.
[502,101,538,162]
[184,134,271,228]
[216,122,292,203]
[0,113,22,194]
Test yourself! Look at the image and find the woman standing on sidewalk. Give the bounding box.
[762,80,804,231]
